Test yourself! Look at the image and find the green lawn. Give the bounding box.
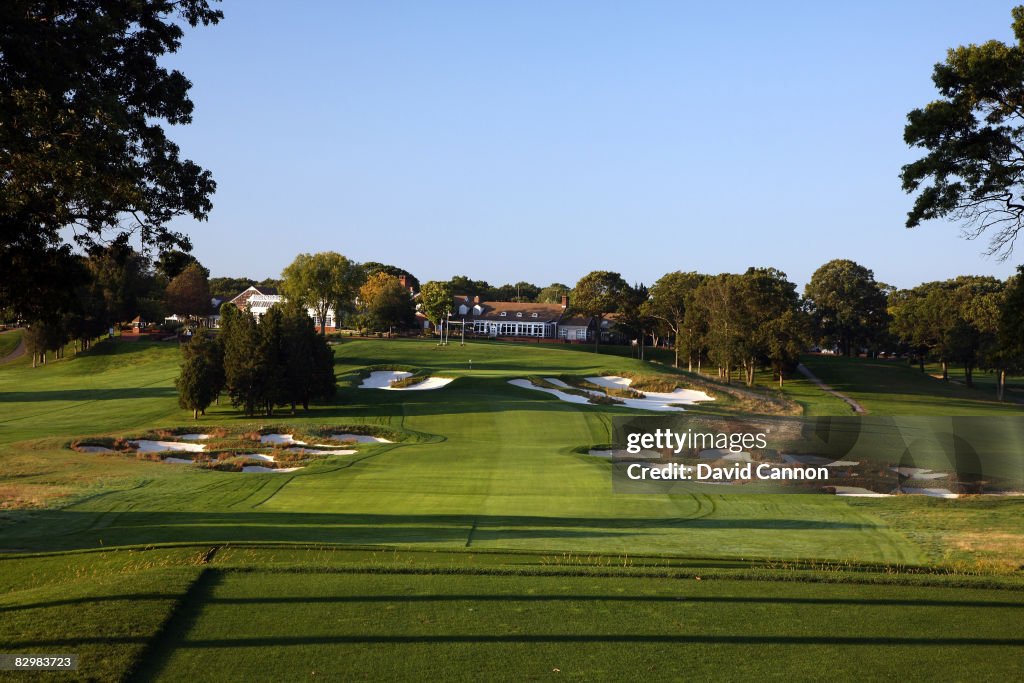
[0,329,22,360]
[800,354,1024,415]
[1,338,1022,680]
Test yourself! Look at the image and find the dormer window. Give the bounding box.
[531,313,538,318]
[516,312,523,318]
[500,312,507,317]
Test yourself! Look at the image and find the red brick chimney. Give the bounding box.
[561,294,568,309]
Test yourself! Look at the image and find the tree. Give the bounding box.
[220,304,264,416]
[362,262,419,292]
[278,303,336,412]
[157,250,208,281]
[358,273,415,332]
[537,283,570,304]
[165,263,212,323]
[281,252,363,335]
[805,260,889,356]
[176,329,223,419]
[615,283,653,359]
[901,6,1024,258]
[996,267,1024,399]
[571,271,628,351]
[0,1,221,320]
[419,281,454,334]
[648,271,705,369]
[209,277,258,302]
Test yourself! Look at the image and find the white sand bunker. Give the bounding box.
[242,465,303,473]
[509,376,713,411]
[332,433,392,444]
[586,376,714,410]
[360,370,454,391]
[587,448,661,459]
[834,486,892,498]
[890,466,950,480]
[261,433,304,445]
[77,445,114,453]
[241,453,275,462]
[509,379,591,404]
[902,487,959,498]
[133,440,206,453]
[699,449,752,462]
[178,433,211,441]
[783,454,860,467]
[285,447,356,456]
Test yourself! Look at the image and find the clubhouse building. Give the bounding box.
[446,295,597,341]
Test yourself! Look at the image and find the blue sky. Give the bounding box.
[164,1,1023,290]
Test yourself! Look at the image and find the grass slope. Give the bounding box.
[800,355,1024,416]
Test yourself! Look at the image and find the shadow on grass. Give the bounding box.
[0,387,176,403]
[0,510,876,552]
[7,591,1022,615]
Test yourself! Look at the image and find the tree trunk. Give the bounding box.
[674,344,679,368]
[964,366,973,388]
[997,369,1006,401]
[918,356,925,372]
[941,361,948,381]
[778,370,784,389]
[193,408,199,420]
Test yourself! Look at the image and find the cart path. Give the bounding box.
[796,363,867,414]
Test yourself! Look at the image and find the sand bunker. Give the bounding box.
[585,376,714,410]
[359,370,454,391]
[178,433,211,441]
[77,445,114,453]
[587,448,661,459]
[783,454,860,467]
[890,466,950,480]
[284,447,356,456]
[242,465,303,473]
[133,440,206,453]
[834,486,892,498]
[241,454,275,462]
[261,433,304,445]
[698,449,752,462]
[510,376,712,411]
[332,433,393,444]
[509,379,591,404]
[902,487,959,498]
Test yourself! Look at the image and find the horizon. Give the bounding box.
[160,1,1023,289]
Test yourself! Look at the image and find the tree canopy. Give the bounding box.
[805,259,889,356]
[0,1,222,319]
[902,5,1024,259]
[281,252,364,334]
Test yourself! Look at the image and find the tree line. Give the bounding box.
[176,302,336,418]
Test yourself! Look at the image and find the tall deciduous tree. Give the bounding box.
[571,271,627,351]
[0,1,221,320]
[419,281,454,334]
[648,271,706,369]
[805,260,889,356]
[902,6,1024,259]
[165,263,212,323]
[996,267,1024,400]
[358,273,415,332]
[281,252,364,335]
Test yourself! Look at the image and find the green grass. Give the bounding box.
[0,329,22,361]
[1,338,1023,680]
[800,354,1024,415]
[2,546,1022,682]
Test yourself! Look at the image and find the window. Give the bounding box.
[516,312,522,318]
[531,313,538,318]
[500,312,507,317]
